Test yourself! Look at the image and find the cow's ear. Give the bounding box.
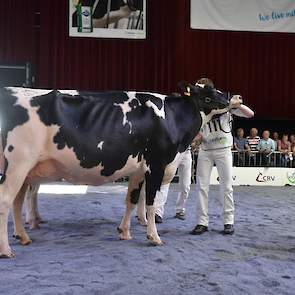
[178,81,193,97]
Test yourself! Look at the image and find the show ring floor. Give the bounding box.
[1,183,295,295]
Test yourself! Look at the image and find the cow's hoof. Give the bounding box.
[20,238,32,246]
[117,227,132,240]
[137,217,148,226]
[13,234,32,245]
[147,235,164,246]
[30,223,40,230]
[36,217,45,224]
[0,249,15,258]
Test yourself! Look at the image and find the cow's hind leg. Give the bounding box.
[0,185,14,258]
[25,184,42,229]
[118,174,144,240]
[0,150,37,258]
[0,171,31,258]
[13,183,32,245]
[136,182,147,226]
[145,169,164,246]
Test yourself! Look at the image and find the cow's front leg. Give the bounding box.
[145,168,164,246]
[118,174,144,240]
[146,205,163,245]
[13,183,32,246]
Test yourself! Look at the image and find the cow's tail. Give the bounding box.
[0,133,8,184]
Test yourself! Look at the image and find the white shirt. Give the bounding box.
[201,112,232,150]
[201,109,245,151]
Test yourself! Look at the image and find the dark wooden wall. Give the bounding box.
[1,0,295,119]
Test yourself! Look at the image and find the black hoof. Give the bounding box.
[0,254,12,259]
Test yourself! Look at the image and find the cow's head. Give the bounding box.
[179,81,229,114]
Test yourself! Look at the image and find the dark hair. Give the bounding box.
[196,77,214,88]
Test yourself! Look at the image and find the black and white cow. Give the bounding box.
[0,84,229,258]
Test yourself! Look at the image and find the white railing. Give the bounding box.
[117,151,295,183]
[190,151,294,183]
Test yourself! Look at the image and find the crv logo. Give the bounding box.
[256,172,275,182]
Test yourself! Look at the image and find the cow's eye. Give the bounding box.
[205,97,211,103]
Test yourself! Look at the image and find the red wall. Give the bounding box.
[1,0,295,119]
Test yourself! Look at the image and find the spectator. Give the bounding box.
[234,128,250,151]
[257,130,275,166]
[233,128,250,166]
[246,128,260,166]
[272,132,280,151]
[246,128,260,152]
[278,134,292,166]
[290,135,295,164]
[289,134,295,145]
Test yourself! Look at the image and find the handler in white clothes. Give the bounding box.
[153,147,192,223]
[190,78,254,235]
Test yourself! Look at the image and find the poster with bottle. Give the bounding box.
[69,0,146,39]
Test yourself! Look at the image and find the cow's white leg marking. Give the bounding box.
[146,205,163,246]
[136,182,147,226]
[13,183,32,245]
[137,158,179,227]
[118,173,144,240]
[25,184,42,229]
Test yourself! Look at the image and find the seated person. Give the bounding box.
[291,136,295,167]
[234,128,250,151]
[271,131,280,151]
[246,128,260,165]
[233,128,250,166]
[246,128,260,152]
[257,130,275,166]
[289,134,295,149]
[278,134,292,166]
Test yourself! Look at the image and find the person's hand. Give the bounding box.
[119,5,132,18]
[247,150,254,156]
[229,95,242,109]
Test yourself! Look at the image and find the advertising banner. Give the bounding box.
[210,167,295,186]
[69,0,146,39]
[191,0,295,33]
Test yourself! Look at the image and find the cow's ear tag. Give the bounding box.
[184,86,191,97]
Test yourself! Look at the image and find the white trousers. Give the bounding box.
[196,147,234,226]
[155,149,192,217]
